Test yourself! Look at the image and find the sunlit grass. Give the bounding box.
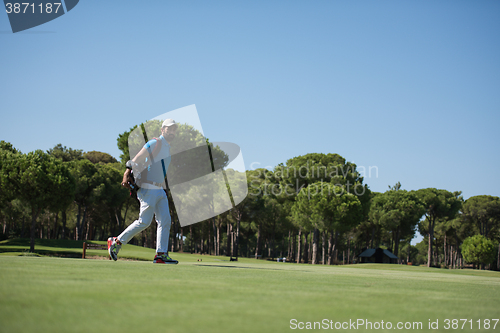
[0,241,499,333]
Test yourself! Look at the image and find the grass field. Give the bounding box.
[1,239,499,333]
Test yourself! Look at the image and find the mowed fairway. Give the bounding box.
[1,254,499,333]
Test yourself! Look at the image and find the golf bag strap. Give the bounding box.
[146,137,162,163]
[141,138,167,189]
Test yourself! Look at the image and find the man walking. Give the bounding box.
[108,118,178,264]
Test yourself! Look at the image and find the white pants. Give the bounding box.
[117,188,171,253]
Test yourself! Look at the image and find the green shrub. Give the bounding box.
[461,235,496,268]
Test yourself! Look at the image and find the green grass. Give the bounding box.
[1,240,499,333]
[0,238,158,260]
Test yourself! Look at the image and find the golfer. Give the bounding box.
[108,118,178,264]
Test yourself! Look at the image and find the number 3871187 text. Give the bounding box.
[5,3,62,14]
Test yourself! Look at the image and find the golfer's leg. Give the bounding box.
[155,191,171,253]
[118,189,154,244]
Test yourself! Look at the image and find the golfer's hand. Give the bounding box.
[122,170,132,189]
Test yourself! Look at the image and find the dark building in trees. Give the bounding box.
[358,248,398,264]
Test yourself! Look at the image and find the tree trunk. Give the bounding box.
[85,213,91,241]
[172,218,178,252]
[114,211,122,238]
[296,229,302,263]
[46,215,51,240]
[30,207,41,253]
[212,218,216,255]
[61,211,67,239]
[20,216,25,239]
[390,233,393,254]
[79,206,87,241]
[39,219,43,239]
[200,232,204,254]
[450,245,454,269]
[279,238,283,259]
[370,227,375,248]
[444,234,447,267]
[233,226,237,257]
[497,243,500,271]
[75,204,81,240]
[455,233,460,269]
[449,244,453,267]
[328,230,333,265]
[347,237,351,265]
[255,224,261,259]
[2,214,6,236]
[312,228,319,264]
[179,228,183,252]
[322,231,326,265]
[141,230,146,247]
[427,218,435,268]
[235,217,240,259]
[271,238,275,259]
[150,218,155,249]
[333,231,338,264]
[393,227,400,258]
[308,233,312,263]
[407,242,411,264]
[302,232,309,264]
[226,222,231,256]
[353,243,357,264]
[81,206,87,240]
[190,225,193,254]
[287,230,292,261]
[51,212,57,239]
[122,201,129,230]
[216,222,220,256]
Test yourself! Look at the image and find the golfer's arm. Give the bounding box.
[132,147,149,164]
[125,147,150,175]
[122,147,150,187]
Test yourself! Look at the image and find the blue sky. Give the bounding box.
[1,1,499,215]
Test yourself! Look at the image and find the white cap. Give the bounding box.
[162,119,177,127]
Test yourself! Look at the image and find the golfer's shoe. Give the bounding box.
[153,253,178,264]
[107,237,121,261]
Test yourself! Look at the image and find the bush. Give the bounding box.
[461,235,496,269]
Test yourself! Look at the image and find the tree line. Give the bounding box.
[1,125,499,270]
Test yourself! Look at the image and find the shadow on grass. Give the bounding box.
[0,247,83,258]
[194,264,313,272]
[0,238,155,261]
[0,238,93,258]
[0,238,86,248]
[195,264,281,270]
